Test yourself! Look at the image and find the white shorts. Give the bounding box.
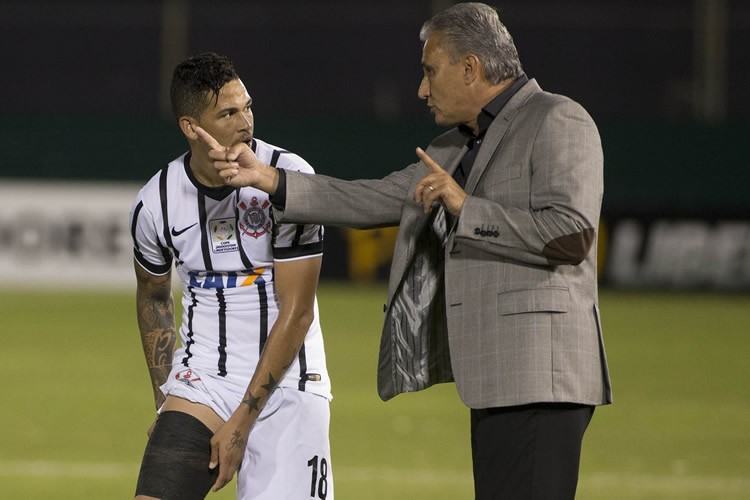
[160,367,334,500]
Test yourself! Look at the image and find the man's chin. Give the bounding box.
[433,114,456,128]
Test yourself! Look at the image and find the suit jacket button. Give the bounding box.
[493,230,499,237]
[474,228,481,235]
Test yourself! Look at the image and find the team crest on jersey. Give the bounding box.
[210,217,239,253]
[238,196,271,238]
[175,369,201,387]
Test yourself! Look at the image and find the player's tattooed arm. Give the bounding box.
[238,256,322,417]
[134,261,176,410]
[240,373,280,415]
[209,256,323,492]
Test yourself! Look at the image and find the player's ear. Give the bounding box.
[179,117,199,141]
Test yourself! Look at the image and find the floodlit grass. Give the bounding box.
[0,285,747,499]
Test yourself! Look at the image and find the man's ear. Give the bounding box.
[179,117,198,140]
[464,54,481,84]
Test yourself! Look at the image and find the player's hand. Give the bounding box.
[414,147,466,216]
[193,125,279,193]
[208,412,252,492]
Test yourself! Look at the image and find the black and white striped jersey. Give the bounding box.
[129,138,330,399]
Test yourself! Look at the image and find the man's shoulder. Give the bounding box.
[253,137,314,174]
[135,153,188,205]
[525,87,592,120]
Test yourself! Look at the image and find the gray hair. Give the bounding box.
[419,2,522,84]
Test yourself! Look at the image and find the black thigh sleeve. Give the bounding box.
[135,410,218,500]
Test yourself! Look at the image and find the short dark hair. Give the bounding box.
[170,52,239,119]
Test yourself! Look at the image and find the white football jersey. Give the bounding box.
[129,138,331,400]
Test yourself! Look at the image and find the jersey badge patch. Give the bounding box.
[239,196,271,239]
[175,369,201,387]
[210,217,238,253]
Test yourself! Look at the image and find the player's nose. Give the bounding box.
[239,109,253,130]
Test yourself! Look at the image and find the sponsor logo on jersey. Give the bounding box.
[188,268,266,289]
[171,222,197,237]
[239,196,271,238]
[210,217,239,253]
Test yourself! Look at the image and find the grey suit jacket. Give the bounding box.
[274,79,613,409]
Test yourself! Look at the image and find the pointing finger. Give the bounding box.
[194,125,224,152]
[416,147,445,173]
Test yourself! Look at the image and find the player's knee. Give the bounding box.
[135,411,218,500]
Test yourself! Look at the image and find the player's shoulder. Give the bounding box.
[253,137,315,174]
[134,152,188,209]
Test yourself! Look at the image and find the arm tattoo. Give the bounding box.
[261,373,277,393]
[241,393,262,414]
[136,275,176,408]
[241,373,279,415]
[228,429,246,451]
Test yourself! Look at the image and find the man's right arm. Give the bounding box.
[134,261,176,411]
[193,124,413,227]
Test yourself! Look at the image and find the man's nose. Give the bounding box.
[418,77,429,100]
[240,110,252,129]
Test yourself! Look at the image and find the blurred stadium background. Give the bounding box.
[1,1,748,498]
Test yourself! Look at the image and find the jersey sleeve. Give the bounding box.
[271,153,324,261]
[129,194,173,275]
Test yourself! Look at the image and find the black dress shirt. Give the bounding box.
[453,73,528,189]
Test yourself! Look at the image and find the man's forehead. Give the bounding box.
[206,79,250,109]
[218,79,249,98]
[422,34,448,63]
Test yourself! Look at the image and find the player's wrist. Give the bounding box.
[232,407,257,428]
[259,165,279,194]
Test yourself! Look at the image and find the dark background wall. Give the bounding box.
[2,0,749,217]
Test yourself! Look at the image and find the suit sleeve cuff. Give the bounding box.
[269,168,287,210]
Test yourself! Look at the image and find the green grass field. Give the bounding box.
[1,285,748,499]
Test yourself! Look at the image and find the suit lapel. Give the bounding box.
[463,79,541,195]
[440,142,469,177]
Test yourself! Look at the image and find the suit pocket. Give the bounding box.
[497,287,570,315]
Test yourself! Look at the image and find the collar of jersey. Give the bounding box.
[183,153,236,201]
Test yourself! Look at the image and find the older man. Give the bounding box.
[200,3,612,498]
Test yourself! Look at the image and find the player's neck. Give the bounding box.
[189,153,227,188]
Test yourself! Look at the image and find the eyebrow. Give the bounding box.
[216,97,253,116]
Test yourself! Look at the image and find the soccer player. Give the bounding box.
[129,52,333,500]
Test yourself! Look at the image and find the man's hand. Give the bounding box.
[208,411,252,492]
[414,147,467,216]
[193,125,279,193]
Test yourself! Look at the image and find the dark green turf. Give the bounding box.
[0,286,747,499]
